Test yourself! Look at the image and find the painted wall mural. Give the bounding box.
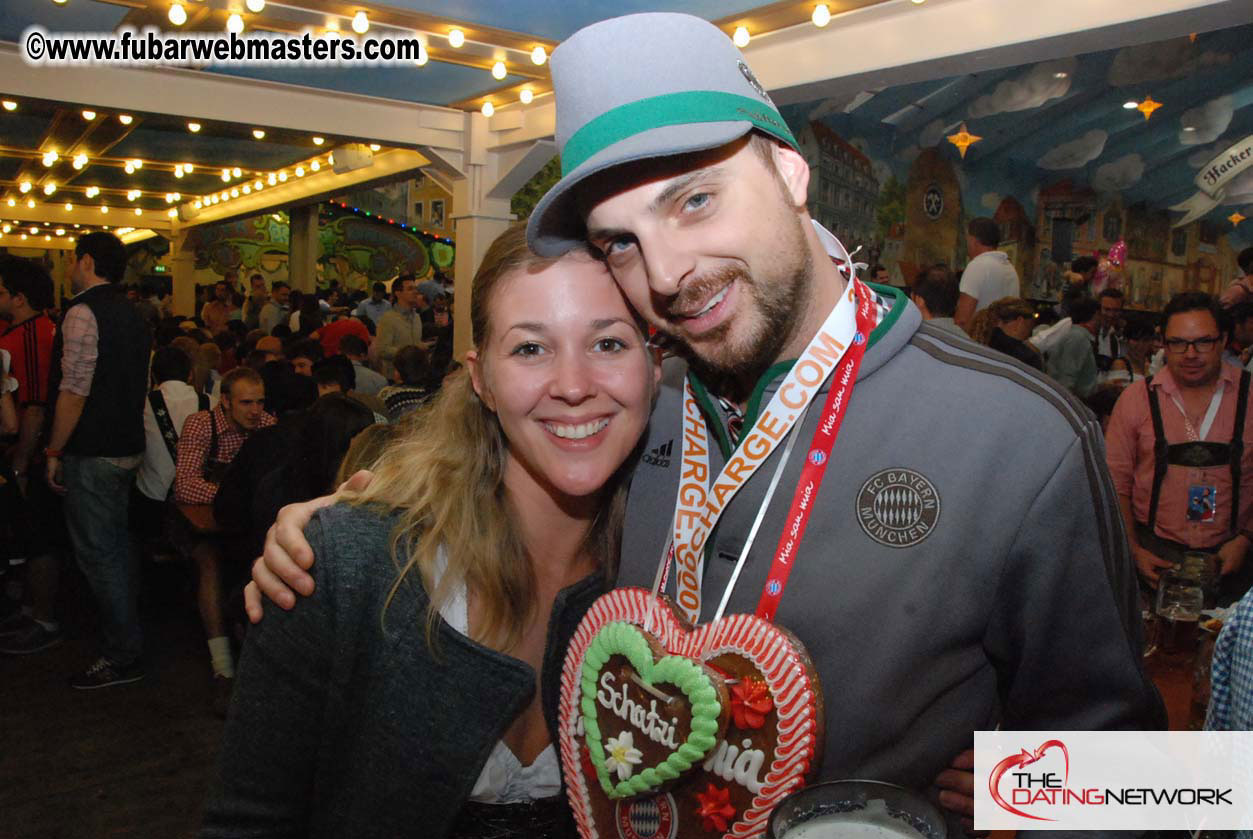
[779,23,1253,307]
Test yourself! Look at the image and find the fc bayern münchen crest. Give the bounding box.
[856,468,940,548]
[615,793,677,839]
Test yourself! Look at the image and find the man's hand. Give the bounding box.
[1133,545,1175,583]
[243,470,374,623]
[934,749,984,835]
[45,455,65,494]
[1216,535,1249,576]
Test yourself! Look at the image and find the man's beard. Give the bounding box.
[667,233,813,403]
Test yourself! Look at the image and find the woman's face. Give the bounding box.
[468,255,659,500]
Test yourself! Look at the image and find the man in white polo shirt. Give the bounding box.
[955,216,1020,331]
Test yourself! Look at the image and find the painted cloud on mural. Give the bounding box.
[1107,38,1231,86]
[1037,130,1108,170]
[918,119,950,149]
[1092,154,1145,193]
[1179,95,1234,145]
[1188,142,1228,168]
[968,58,1076,119]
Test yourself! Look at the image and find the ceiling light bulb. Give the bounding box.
[43,183,56,195]
[5,199,14,208]
[100,205,108,213]
[86,186,99,198]
[226,13,244,34]
[295,166,304,176]
[56,228,64,235]
[30,227,38,234]
[481,101,494,117]
[813,3,832,26]
[448,29,464,48]
[245,0,265,12]
[1053,71,1068,79]
[64,202,72,211]
[415,44,428,66]
[910,0,925,4]
[351,11,368,34]
[19,181,31,193]
[232,167,242,177]
[19,234,25,241]
[168,209,178,218]
[72,153,87,169]
[230,188,239,197]
[267,173,277,185]
[183,162,194,173]
[1184,125,1197,132]
[733,26,750,48]
[42,150,58,166]
[327,153,333,165]
[2,101,16,111]
[193,200,202,209]
[220,190,229,200]
[1,225,8,233]
[221,170,231,182]
[124,162,134,174]
[188,121,201,132]
[312,136,324,146]
[492,61,506,80]
[168,2,187,25]
[278,171,287,182]
[252,129,266,140]
[25,199,35,209]
[81,109,96,120]
[118,114,133,125]
[242,185,251,194]
[369,143,380,151]
[45,235,51,242]
[310,161,320,172]
[134,208,142,216]
[172,192,180,201]
[132,159,143,169]
[531,46,546,66]
[520,89,533,105]
[253,179,263,189]
[174,166,184,178]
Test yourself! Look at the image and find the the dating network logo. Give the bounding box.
[989,740,1070,821]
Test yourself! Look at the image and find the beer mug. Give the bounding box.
[1155,570,1204,656]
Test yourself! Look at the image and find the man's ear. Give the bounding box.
[772,145,811,208]
[79,253,95,279]
[465,350,495,411]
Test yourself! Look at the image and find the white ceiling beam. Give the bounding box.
[0,42,466,152]
[0,203,173,231]
[749,0,1252,105]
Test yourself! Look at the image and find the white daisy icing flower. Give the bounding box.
[604,730,643,781]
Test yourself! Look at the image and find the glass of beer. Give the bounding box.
[1155,571,1204,656]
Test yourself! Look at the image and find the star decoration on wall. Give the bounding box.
[1231,211,1246,227]
[947,122,982,159]
[1137,96,1163,121]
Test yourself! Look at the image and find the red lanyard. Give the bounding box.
[754,280,874,620]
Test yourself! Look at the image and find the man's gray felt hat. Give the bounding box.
[525,12,799,257]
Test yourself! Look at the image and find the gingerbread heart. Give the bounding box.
[560,588,825,839]
[580,621,728,798]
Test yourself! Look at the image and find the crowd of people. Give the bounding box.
[0,236,455,717]
[3,11,1252,837]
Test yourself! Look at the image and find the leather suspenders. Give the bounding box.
[1146,370,1250,533]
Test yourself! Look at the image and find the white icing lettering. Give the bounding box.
[595,671,682,749]
[701,738,766,794]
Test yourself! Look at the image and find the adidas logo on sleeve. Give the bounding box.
[642,440,674,468]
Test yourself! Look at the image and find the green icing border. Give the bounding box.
[580,621,721,798]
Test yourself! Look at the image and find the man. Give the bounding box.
[45,233,150,688]
[1106,292,1252,602]
[0,256,61,655]
[258,281,291,335]
[253,336,283,365]
[136,345,205,504]
[1218,246,1253,308]
[286,339,322,377]
[252,13,1162,831]
[1045,296,1099,397]
[954,217,1020,330]
[201,280,233,337]
[132,277,161,333]
[1060,255,1098,313]
[353,281,391,329]
[1096,288,1124,370]
[986,298,1045,371]
[370,274,423,378]
[1224,301,1253,368]
[339,334,387,397]
[867,264,890,286]
[175,366,275,713]
[909,266,965,339]
[243,273,268,330]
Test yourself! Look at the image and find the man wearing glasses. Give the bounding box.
[1106,292,1253,603]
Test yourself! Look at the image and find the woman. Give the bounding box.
[378,343,438,420]
[984,297,1044,371]
[201,225,658,838]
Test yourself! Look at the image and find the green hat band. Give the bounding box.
[561,90,798,177]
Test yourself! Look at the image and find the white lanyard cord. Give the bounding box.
[1168,382,1225,442]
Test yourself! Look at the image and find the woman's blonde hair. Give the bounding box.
[967,308,995,345]
[343,224,641,651]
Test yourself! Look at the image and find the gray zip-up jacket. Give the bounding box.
[619,286,1164,820]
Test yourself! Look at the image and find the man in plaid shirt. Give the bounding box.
[175,366,274,713]
[1207,587,1253,838]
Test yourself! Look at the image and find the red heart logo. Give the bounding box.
[560,587,824,838]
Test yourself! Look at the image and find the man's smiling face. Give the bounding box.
[580,136,815,383]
